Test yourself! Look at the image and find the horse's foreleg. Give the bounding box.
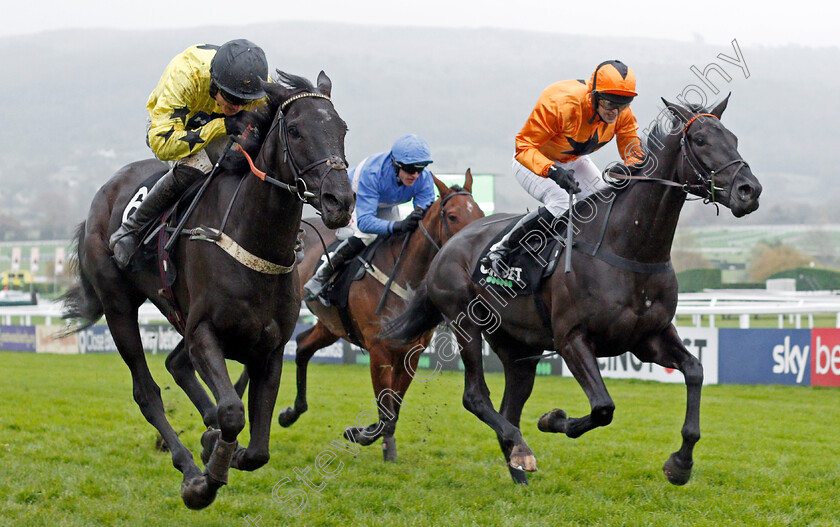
[231,352,284,471]
[343,343,394,448]
[277,323,338,427]
[492,341,540,484]
[165,340,219,428]
[539,332,614,438]
[107,314,203,503]
[458,322,537,474]
[633,325,702,486]
[378,341,425,463]
[181,321,244,509]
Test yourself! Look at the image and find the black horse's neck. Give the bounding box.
[590,135,687,264]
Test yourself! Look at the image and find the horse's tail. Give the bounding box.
[58,222,103,336]
[380,280,443,344]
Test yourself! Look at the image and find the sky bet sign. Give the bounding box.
[719,329,812,386]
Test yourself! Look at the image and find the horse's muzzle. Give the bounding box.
[319,170,355,229]
[729,173,762,217]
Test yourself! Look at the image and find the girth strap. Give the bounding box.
[190,226,295,275]
[358,259,410,300]
[573,240,673,274]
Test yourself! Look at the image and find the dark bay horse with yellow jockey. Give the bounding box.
[383,96,761,485]
[278,171,484,461]
[61,71,355,509]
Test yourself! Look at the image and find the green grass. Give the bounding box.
[1,352,839,526]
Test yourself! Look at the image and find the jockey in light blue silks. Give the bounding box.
[303,134,436,303]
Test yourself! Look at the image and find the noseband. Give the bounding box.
[238,92,347,203]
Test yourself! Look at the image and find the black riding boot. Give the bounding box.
[483,207,555,276]
[303,237,364,304]
[108,165,205,270]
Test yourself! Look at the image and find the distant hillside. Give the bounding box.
[0,23,836,239]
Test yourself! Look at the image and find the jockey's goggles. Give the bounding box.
[219,89,250,107]
[396,163,427,175]
[598,98,631,112]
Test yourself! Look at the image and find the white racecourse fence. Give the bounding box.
[4,290,840,388]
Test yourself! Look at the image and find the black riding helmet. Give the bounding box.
[210,39,268,103]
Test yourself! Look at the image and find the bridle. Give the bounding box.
[417,190,473,251]
[236,91,347,204]
[678,113,748,206]
[604,112,748,209]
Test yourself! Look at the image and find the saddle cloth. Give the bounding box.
[471,214,570,295]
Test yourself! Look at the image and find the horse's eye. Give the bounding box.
[448,215,458,223]
[288,126,301,139]
[693,135,705,146]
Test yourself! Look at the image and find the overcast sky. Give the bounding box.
[4,0,839,48]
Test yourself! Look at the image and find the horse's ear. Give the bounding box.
[263,75,290,102]
[463,168,473,193]
[432,174,450,199]
[661,97,693,126]
[316,71,332,97]
[709,92,731,119]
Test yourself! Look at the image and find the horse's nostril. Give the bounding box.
[321,193,339,211]
[737,184,755,201]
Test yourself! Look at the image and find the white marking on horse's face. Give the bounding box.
[318,108,333,121]
[466,202,474,213]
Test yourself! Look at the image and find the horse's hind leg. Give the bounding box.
[632,324,703,486]
[231,352,284,471]
[166,340,219,428]
[106,312,203,501]
[492,340,540,484]
[277,322,338,427]
[539,332,615,438]
[457,321,537,474]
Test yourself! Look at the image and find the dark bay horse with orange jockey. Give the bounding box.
[276,170,484,461]
[383,97,761,484]
[60,71,355,509]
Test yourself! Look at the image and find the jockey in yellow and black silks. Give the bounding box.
[109,39,269,269]
[484,60,645,273]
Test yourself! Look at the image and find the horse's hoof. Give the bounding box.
[508,465,529,485]
[277,407,298,428]
[200,428,221,465]
[538,409,567,433]
[509,444,537,473]
[181,475,219,510]
[662,452,693,485]
[382,436,397,462]
[343,426,379,447]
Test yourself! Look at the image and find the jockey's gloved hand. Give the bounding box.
[224,111,260,140]
[547,165,581,194]
[391,209,424,234]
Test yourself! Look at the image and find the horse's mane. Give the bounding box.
[643,102,708,155]
[221,70,320,173]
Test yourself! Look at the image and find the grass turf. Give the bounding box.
[1,351,839,526]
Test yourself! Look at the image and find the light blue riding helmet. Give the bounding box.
[390,134,434,166]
